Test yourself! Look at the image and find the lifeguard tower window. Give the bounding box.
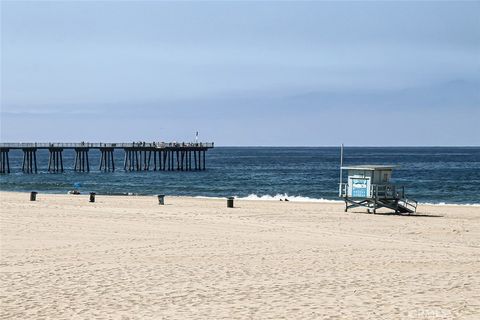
[339,165,417,214]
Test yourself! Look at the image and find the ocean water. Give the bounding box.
[0,147,479,205]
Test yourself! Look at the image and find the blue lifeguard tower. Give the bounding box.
[338,147,417,214]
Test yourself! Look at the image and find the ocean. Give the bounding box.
[0,147,479,205]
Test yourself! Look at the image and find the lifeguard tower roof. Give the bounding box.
[341,165,396,171]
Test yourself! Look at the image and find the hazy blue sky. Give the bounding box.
[1,1,479,145]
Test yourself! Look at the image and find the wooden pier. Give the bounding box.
[0,142,214,174]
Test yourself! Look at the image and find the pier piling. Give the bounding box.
[22,148,38,173]
[99,148,115,172]
[47,148,63,173]
[74,148,90,172]
[0,148,10,174]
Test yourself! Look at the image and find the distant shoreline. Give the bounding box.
[1,190,478,207]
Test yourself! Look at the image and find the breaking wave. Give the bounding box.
[196,193,341,203]
[195,194,479,206]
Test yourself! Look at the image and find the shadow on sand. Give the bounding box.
[352,211,443,218]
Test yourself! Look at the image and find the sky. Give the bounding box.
[1,1,479,146]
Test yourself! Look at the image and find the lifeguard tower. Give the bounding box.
[338,147,417,214]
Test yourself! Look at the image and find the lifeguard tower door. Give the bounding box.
[347,170,372,198]
[348,177,371,198]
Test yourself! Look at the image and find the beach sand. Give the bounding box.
[1,191,479,319]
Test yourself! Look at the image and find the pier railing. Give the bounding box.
[0,142,214,149]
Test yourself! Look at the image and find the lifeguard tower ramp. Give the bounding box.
[339,165,417,214]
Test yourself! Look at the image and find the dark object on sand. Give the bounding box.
[30,191,37,201]
[157,194,165,205]
[227,197,234,208]
[285,198,289,202]
[89,192,96,203]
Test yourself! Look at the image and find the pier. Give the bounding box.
[0,142,214,174]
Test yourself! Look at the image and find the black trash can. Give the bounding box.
[157,194,165,205]
[89,192,96,203]
[30,191,37,201]
[227,197,234,208]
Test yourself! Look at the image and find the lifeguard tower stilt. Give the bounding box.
[338,147,417,214]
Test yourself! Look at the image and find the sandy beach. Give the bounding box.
[0,191,479,319]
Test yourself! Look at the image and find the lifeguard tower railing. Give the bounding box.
[339,182,418,213]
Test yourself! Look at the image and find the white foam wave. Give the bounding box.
[236,193,342,203]
[194,194,480,206]
[197,193,341,203]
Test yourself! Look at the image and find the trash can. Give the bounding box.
[227,197,234,208]
[89,192,96,203]
[30,191,37,201]
[157,194,165,205]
